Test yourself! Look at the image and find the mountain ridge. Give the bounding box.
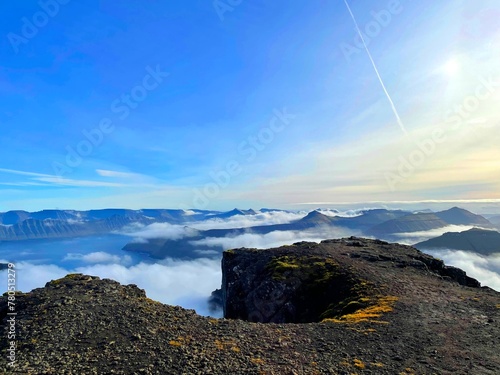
[414,227,500,255]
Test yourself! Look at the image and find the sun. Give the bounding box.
[442,58,460,76]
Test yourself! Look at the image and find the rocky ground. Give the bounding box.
[1,238,499,374]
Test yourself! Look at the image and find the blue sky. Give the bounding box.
[1,0,499,211]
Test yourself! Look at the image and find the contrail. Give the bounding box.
[343,0,408,135]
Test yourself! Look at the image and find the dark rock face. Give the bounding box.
[207,288,223,314]
[222,238,482,323]
[222,246,357,323]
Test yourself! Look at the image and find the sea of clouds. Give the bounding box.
[1,211,499,318]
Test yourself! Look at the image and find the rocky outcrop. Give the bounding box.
[222,243,356,323]
[221,238,483,324]
[1,239,500,374]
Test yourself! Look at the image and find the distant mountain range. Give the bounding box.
[414,227,500,255]
[368,207,494,235]
[1,207,496,258]
[0,209,216,241]
[123,207,496,259]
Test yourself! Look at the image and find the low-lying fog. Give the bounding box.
[1,211,498,317]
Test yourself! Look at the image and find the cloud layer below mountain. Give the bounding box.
[393,225,477,245]
[190,227,359,250]
[187,211,307,230]
[0,256,222,317]
[426,249,500,291]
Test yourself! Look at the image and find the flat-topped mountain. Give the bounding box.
[0,209,214,241]
[368,208,494,236]
[2,239,499,374]
[368,213,449,234]
[414,228,500,255]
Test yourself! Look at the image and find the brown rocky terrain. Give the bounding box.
[1,238,500,374]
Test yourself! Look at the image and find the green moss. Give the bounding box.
[319,279,375,320]
[66,273,82,278]
[49,273,84,286]
[265,255,339,283]
[264,254,398,323]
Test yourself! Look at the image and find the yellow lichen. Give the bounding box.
[214,339,238,350]
[400,368,416,375]
[353,359,365,369]
[371,362,384,367]
[250,358,265,365]
[169,336,189,347]
[323,296,398,324]
[214,340,224,350]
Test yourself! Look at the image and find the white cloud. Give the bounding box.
[425,249,500,291]
[122,210,324,242]
[123,223,199,242]
[393,225,479,245]
[96,169,144,179]
[190,226,360,250]
[0,168,50,177]
[1,257,222,317]
[186,211,307,230]
[63,251,132,265]
[66,219,84,224]
[35,176,126,187]
[316,208,370,218]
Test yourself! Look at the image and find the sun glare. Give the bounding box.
[442,58,460,76]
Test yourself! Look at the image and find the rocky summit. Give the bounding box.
[1,238,500,374]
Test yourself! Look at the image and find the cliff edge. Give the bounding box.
[1,238,500,374]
